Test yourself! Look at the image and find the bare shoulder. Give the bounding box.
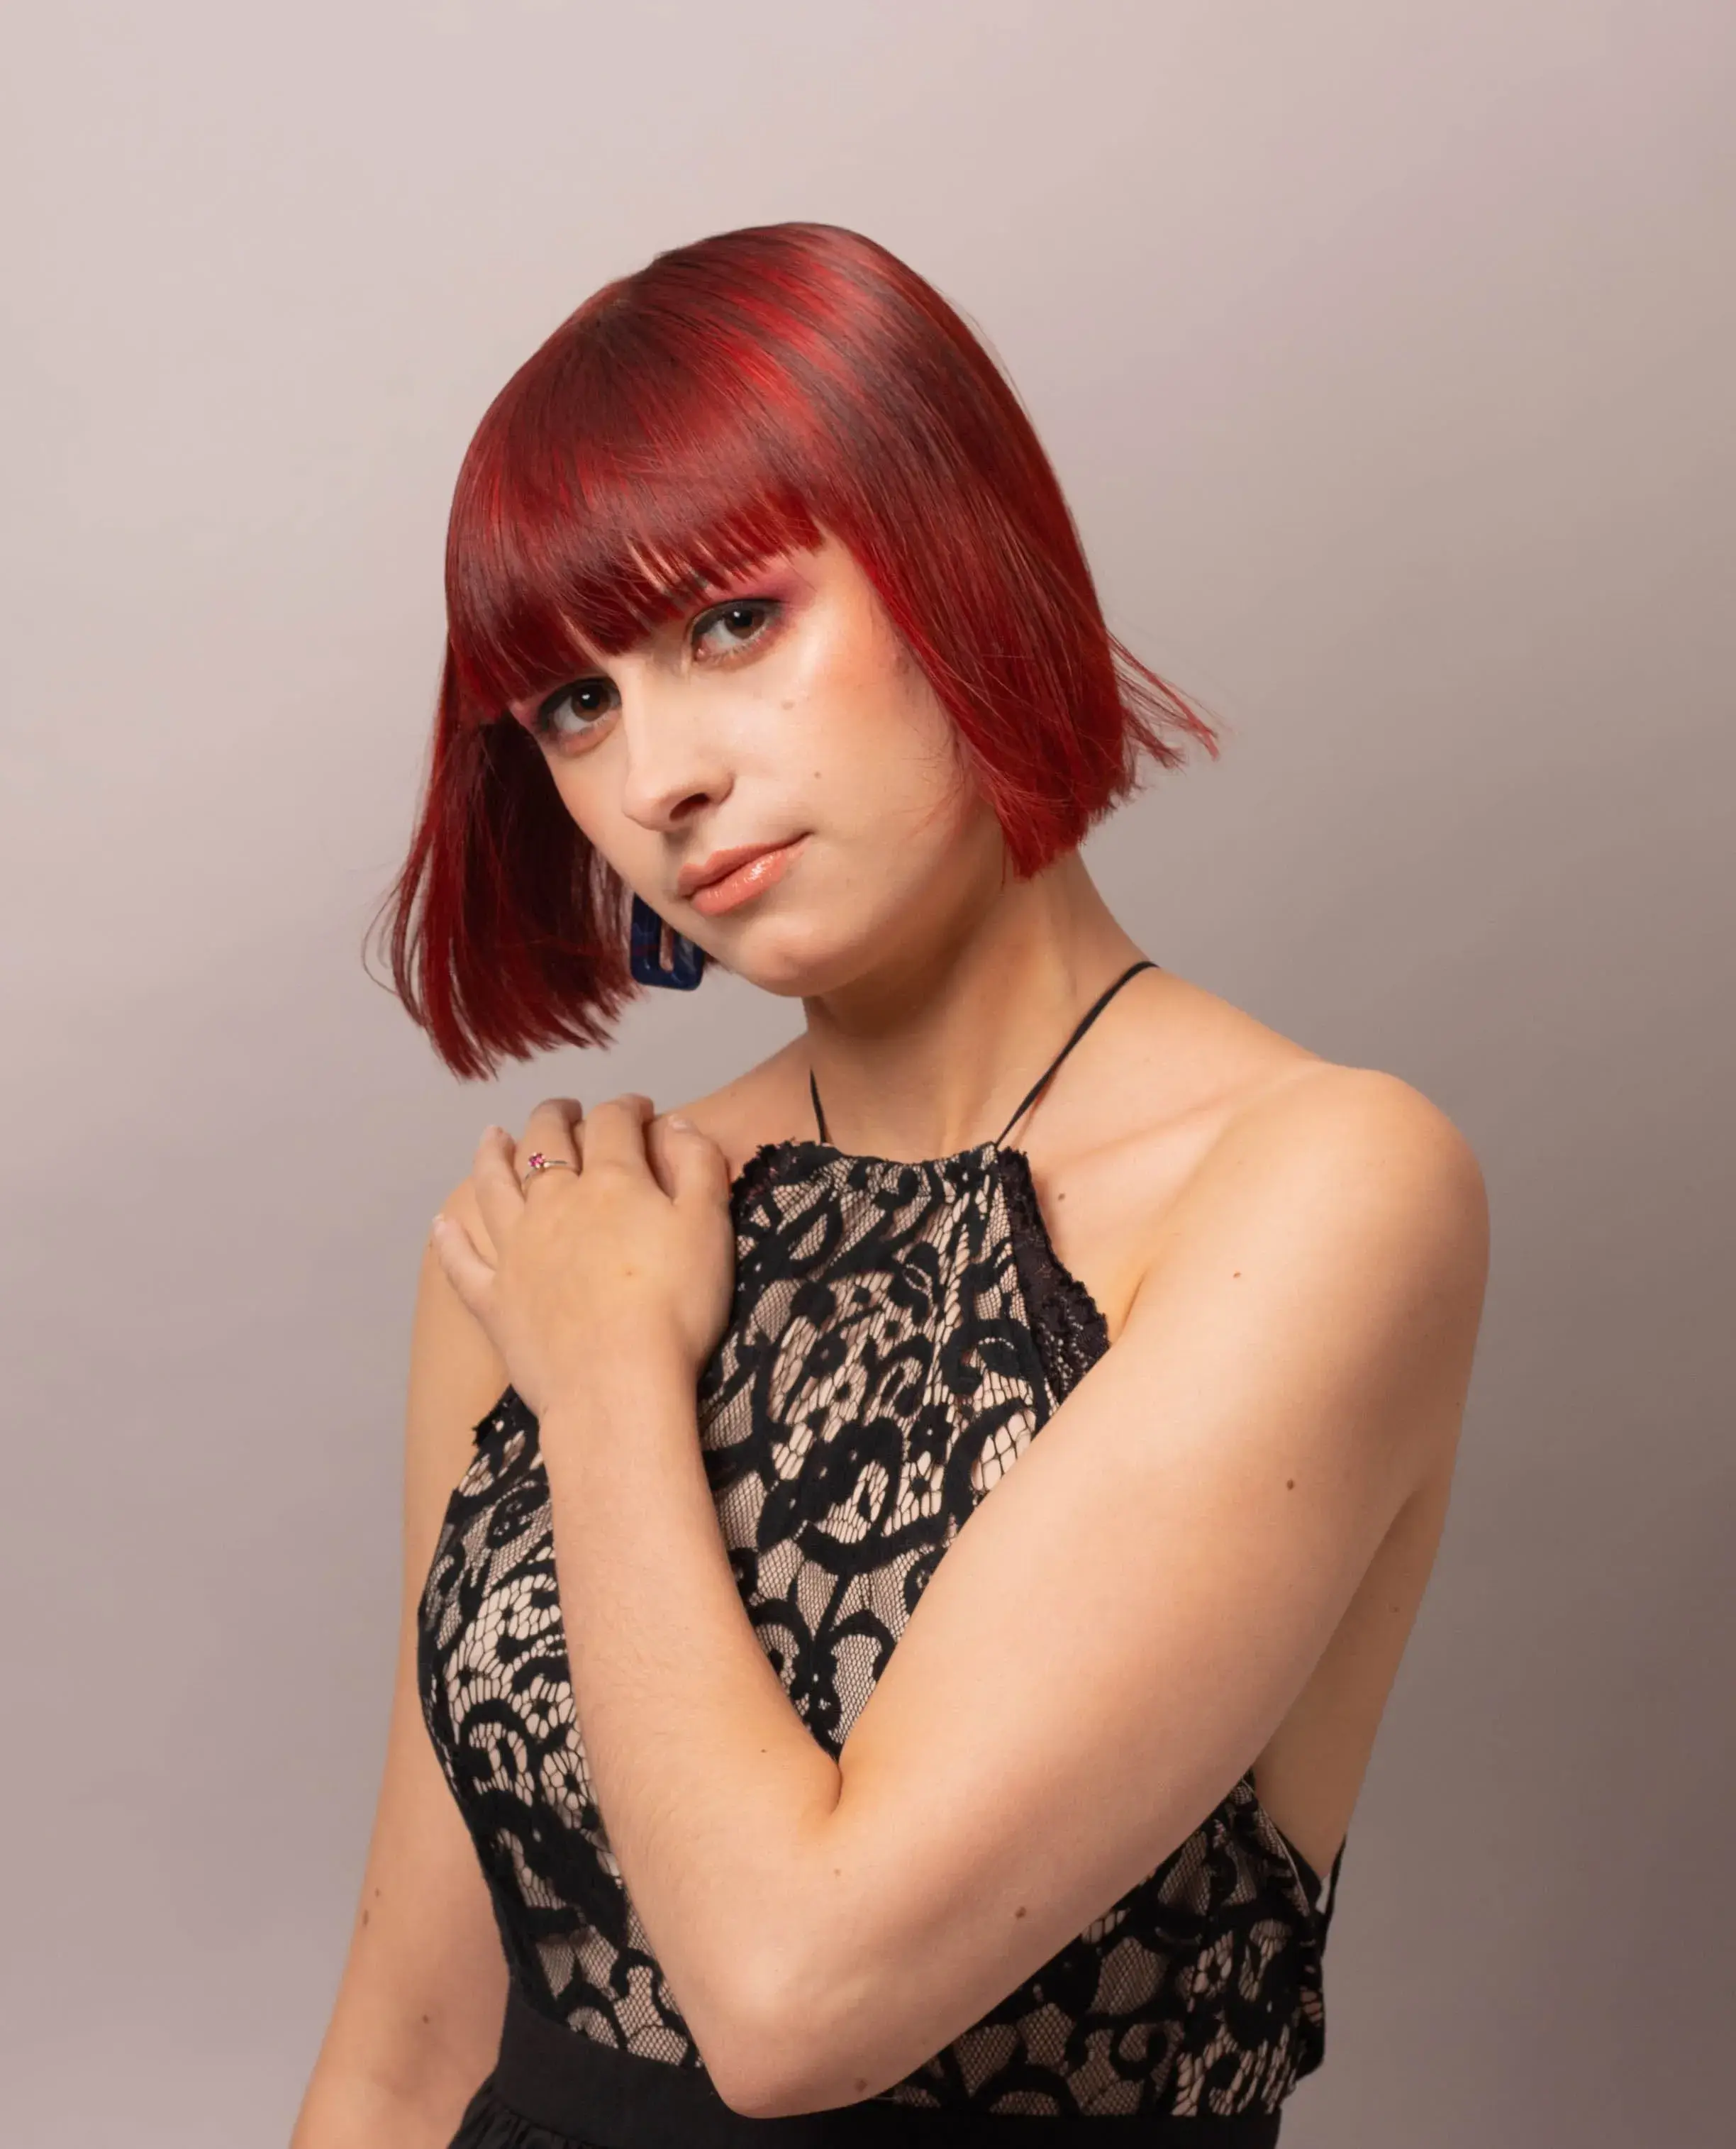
[1164,1050,1490,1334]
[1103,965,1483,1182]
[1144,1059,1491,1479]
[1211,1057,1487,1232]
[664,1037,816,1175]
[1031,966,1489,1361]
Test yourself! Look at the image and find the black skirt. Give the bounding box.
[450,1987,1285,2149]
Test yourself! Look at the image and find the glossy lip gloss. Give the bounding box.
[685,836,808,918]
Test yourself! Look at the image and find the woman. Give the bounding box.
[293,222,1488,2148]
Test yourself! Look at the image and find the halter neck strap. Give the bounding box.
[992,958,1158,1146]
[806,958,1158,1153]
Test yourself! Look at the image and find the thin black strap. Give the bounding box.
[993,958,1158,1146]
[806,958,1157,1154]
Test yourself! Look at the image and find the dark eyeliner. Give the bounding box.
[692,594,781,651]
[529,594,780,740]
[532,674,613,738]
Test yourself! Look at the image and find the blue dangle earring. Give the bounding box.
[629,894,707,989]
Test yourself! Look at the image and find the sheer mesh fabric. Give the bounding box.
[418,1138,1341,2121]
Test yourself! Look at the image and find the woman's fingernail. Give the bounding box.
[667,1114,694,1131]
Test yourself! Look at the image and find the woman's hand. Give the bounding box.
[429,1094,737,1423]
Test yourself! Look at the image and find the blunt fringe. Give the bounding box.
[369,221,1218,1079]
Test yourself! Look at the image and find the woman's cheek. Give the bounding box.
[551,762,628,852]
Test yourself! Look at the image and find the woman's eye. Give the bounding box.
[532,677,618,741]
[694,597,780,658]
[528,598,779,745]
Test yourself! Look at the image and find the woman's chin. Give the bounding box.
[713,916,882,1000]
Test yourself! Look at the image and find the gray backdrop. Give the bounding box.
[3,4,1731,2144]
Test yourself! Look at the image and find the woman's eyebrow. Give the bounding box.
[507,561,790,713]
[501,657,605,722]
[689,551,791,600]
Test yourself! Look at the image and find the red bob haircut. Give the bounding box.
[373,221,1218,1079]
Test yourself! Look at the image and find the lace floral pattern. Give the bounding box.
[418,1139,1341,2118]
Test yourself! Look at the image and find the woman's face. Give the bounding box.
[506,530,1007,996]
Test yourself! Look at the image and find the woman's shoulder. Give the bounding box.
[650,965,1482,1241]
[1027,966,1485,1338]
[1066,962,1475,1165]
[664,1038,815,1178]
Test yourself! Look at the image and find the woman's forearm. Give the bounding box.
[539,1348,844,2096]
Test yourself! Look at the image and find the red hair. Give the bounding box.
[372,221,1218,1079]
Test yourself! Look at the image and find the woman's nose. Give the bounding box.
[616,696,734,831]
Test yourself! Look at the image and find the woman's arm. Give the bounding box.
[290,1183,513,2148]
[442,1072,1485,2121]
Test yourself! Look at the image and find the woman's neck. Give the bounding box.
[800,849,1146,1161]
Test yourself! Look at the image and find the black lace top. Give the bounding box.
[417,1116,1347,2128]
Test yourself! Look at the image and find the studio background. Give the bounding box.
[2,5,1730,2145]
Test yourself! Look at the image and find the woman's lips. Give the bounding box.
[685,836,808,918]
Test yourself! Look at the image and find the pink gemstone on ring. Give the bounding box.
[526,1151,546,1169]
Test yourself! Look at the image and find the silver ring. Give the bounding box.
[521,1152,580,1191]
